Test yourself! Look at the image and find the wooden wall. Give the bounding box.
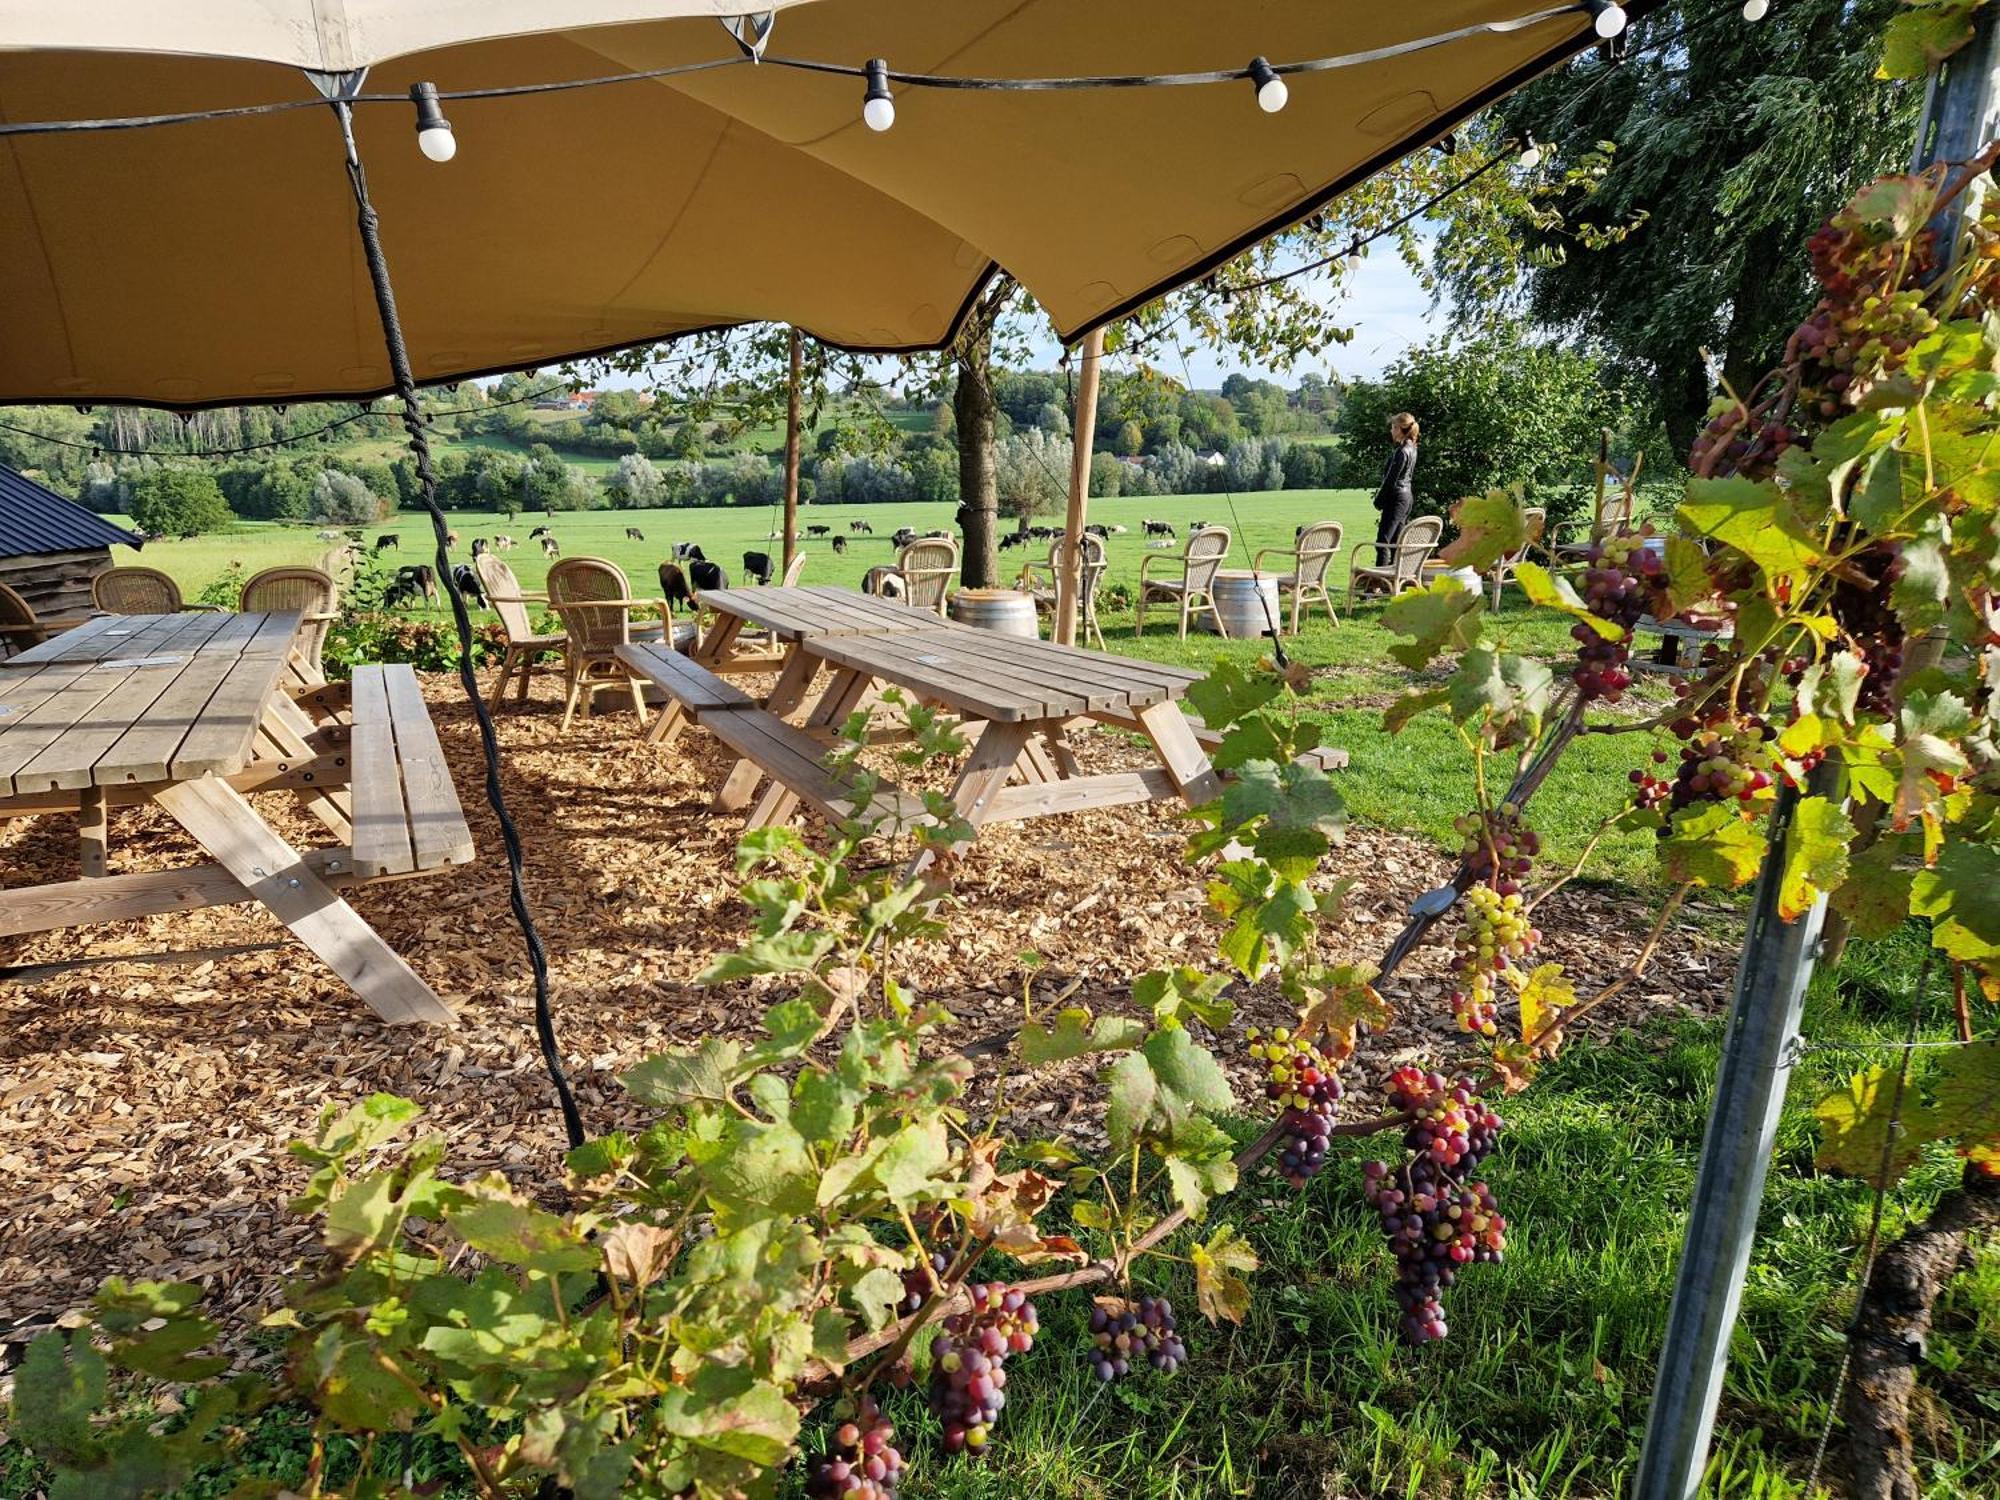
[0,548,110,623]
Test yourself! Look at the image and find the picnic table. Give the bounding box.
[618,586,1224,857]
[0,610,469,1026]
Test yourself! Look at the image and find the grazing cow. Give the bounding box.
[863,566,906,599]
[451,562,484,606]
[445,529,460,547]
[316,529,340,542]
[374,533,400,551]
[1190,520,1212,534]
[832,534,848,555]
[625,526,646,542]
[659,562,694,611]
[1143,519,1175,539]
[673,541,706,563]
[999,532,1025,552]
[689,559,728,593]
[1085,523,1111,538]
[742,551,774,585]
[541,535,561,559]
[471,537,490,557]
[891,527,916,549]
[395,563,441,603]
[529,525,552,540]
[923,529,949,540]
[849,520,873,534]
[806,523,832,537]
[494,534,516,550]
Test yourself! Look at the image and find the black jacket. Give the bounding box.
[1374,441,1417,512]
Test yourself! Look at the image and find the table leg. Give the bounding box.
[1045,723,1086,780]
[78,787,108,878]
[1017,736,1062,784]
[154,778,455,1027]
[1134,702,1225,806]
[764,644,823,719]
[905,720,1033,879]
[694,613,744,666]
[259,697,354,841]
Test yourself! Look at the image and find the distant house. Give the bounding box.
[0,464,139,619]
[1197,450,1227,467]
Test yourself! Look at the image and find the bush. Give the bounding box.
[308,469,385,525]
[128,468,231,537]
[1281,444,1328,490]
[1089,450,1125,499]
[323,613,509,679]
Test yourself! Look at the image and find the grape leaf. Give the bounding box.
[1018,1007,1148,1065]
[1660,803,1767,889]
[1890,532,1952,632]
[1830,836,1915,942]
[1816,1065,1925,1188]
[1185,659,1284,735]
[621,1039,748,1111]
[448,1182,600,1273]
[1191,1224,1259,1325]
[1677,476,1821,578]
[1894,691,1972,832]
[1848,444,1910,533]
[1161,1116,1240,1222]
[659,1366,800,1469]
[1932,1040,2000,1163]
[1293,963,1389,1052]
[1439,489,1528,572]
[1662,535,1717,615]
[1381,580,1485,669]
[1105,1028,1234,1152]
[1910,841,2000,963]
[872,1120,954,1207]
[1383,687,1451,735]
[1447,648,1555,735]
[1515,963,1577,1051]
[1879,7,1978,81]
[1514,561,1625,640]
[1779,796,1856,922]
[1132,966,1235,1031]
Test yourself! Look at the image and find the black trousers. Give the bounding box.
[1374,496,1411,566]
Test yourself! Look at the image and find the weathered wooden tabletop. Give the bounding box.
[0,611,300,794]
[695,585,943,641]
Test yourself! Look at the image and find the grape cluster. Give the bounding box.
[806,1397,905,1498]
[1084,1296,1187,1382]
[928,1282,1038,1457]
[1572,533,1660,703]
[1629,687,1779,814]
[1690,403,1799,482]
[897,1249,950,1316]
[1361,1069,1507,1344]
[1248,1025,1345,1187]
[1794,219,1941,421]
[1449,884,1538,1038]
[1452,803,1540,897]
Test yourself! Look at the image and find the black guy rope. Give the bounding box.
[329,83,585,1152]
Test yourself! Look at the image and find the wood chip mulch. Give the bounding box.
[0,669,1740,1351]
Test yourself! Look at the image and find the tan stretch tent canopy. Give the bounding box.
[0,1,1650,409]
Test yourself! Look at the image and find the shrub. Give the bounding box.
[128,468,231,537]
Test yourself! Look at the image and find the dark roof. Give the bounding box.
[0,464,138,556]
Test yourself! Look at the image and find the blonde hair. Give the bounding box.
[1392,412,1421,443]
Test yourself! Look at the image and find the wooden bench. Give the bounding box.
[619,643,928,831]
[1093,707,1349,773]
[348,665,476,878]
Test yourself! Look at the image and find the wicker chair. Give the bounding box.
[238,566,338,682]
[1015,533,1108,648]
[1547,480,1638,565]
[780,550,809,587]
[475,553,565,711]
[893,537,958,616]
[92,564,217,615]
[0,581,91,658]
[1136,525,1231,639]
[1346,515,1444,609]
[1488,508,1547,610]
[1253,520,1343,635]
[545,557,668,731]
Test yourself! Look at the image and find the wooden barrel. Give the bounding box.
[1206,571,1283,639]
[949,587,1040,638]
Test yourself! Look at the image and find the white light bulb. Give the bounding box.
[1520,140,1543,170]
[418,125,457,162]
[1741,0,1769,18]
[1257,75,1289,113]
[863,94,895,131]
[1592,2,1628,38]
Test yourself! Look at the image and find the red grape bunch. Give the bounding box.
[1453,802,1540,896]
[1084,1296,1187,1382]
[1247,1025,1345,1187]
[928,1282,1039,1457]
[1629,685,1779,815]
[1449,884,1538,1038]
[1361,1068,1507,1344]
[806,1396,905,1498]
[1794,219,1940,421]
[896,1249,951,1316]
[1572,531,1660,703]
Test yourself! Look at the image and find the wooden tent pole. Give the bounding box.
[782,327,803,576]
[1055,325,1105,646]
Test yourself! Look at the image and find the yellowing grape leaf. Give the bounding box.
[1381,580,1484,670]
[1439,489,1529,572]
[1894,691,1972,833]
[1384,687,1451,735]
[1831,836,1915,942]
[1018,1007,1147,1065]
[1661,803,1767,890]
[1191,1224,1259,1325]
[1816,1065,1925,1188]
[1933,1040,2000,1167]
[1677,477,1822,580]
[1662,535,1717,615]
[1911,842,2000,964]
[1514,964,1578,1051]
[1515,562,1624,640]
[1879,8,1978,82]
[1779,797,1856,921]
[1293,962,1389,1054]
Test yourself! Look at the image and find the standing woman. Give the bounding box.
[1372,412,1420,565]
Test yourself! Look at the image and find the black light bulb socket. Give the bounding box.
[1248,57,1281,94]
[410,81,452,138]
[864,59,892,107]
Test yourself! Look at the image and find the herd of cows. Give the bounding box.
[318,512,1206,616]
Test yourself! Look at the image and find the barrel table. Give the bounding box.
[950,588,1040,638]
[1205,571,1283,639]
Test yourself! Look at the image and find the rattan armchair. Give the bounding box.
[0,580,91,658]
[891,537,958,616]
[1253,520,1343,635]
[1015,533,1108,648]
[238,566,338,682]
[1488,508,1547,609]
[1346,515,1444,609]
[1136,525,1230,639]
[545,557,674,731]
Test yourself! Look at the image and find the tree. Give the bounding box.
[521,445,596,512]
[308,469,384,525]
[128,468,230,537]
[994,428,1070,522]
[1338,329,1634,527]
[603,452,665,509]
[1454,0,1915,453]
[1113,420,1145,457]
